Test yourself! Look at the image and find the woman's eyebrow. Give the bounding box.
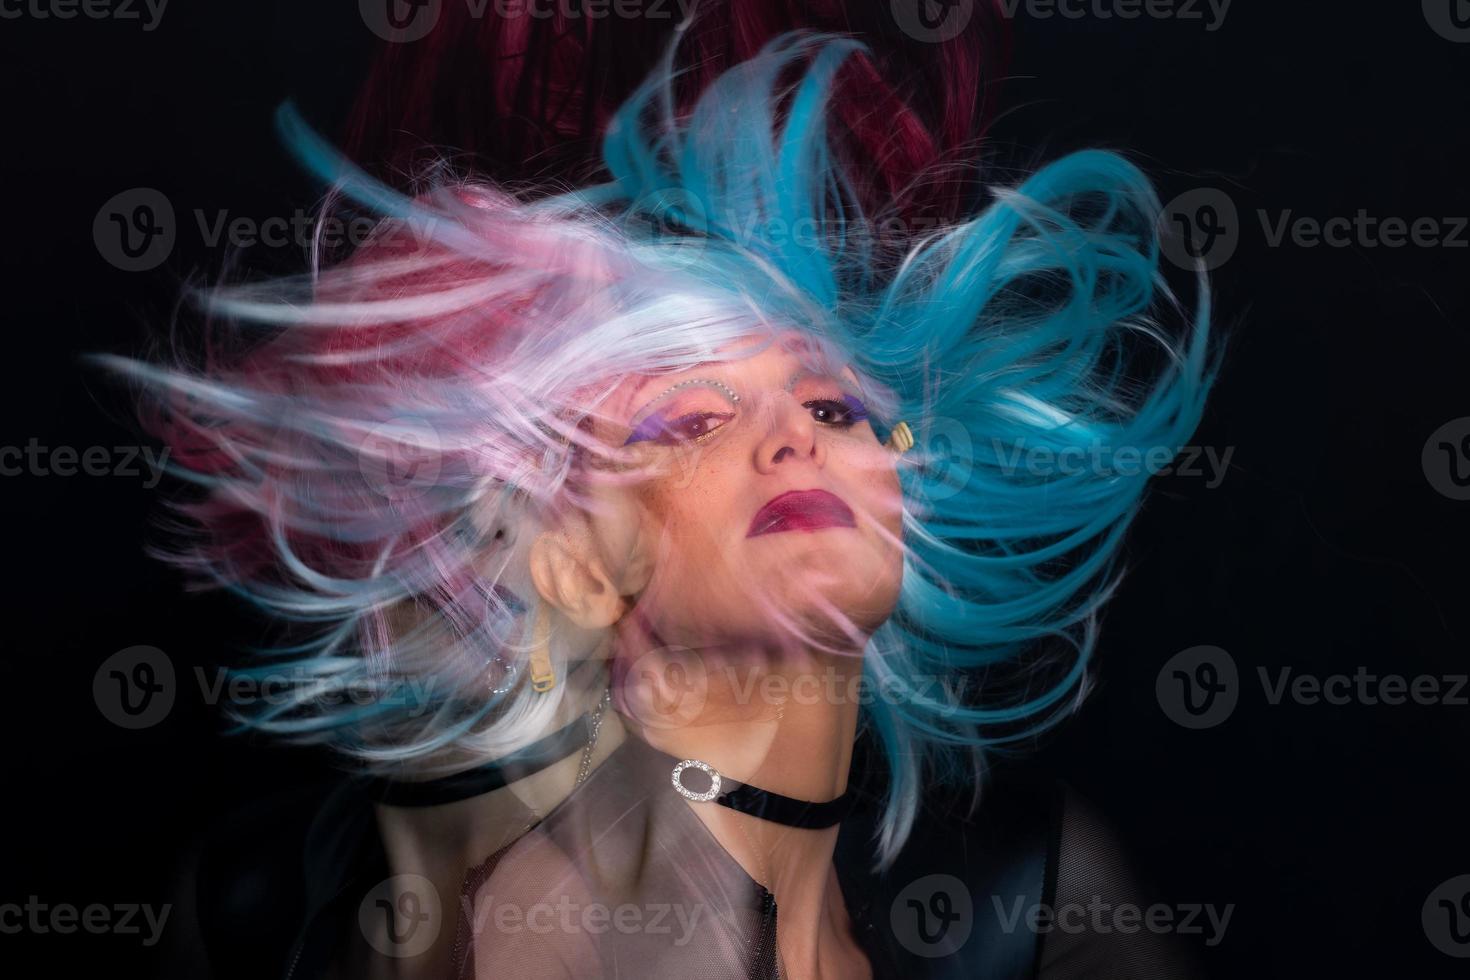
[623,375,735,420]
[785,366,862,394]
[619,361,858,421]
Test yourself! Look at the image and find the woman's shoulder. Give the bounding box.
[190,778,379,980]
[834,768,1060,977]
[838,771,1209,980]
[1036,785,1209,979]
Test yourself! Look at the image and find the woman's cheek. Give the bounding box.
[841,440,905,527]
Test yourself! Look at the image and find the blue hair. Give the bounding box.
[98,28,1214,867]
[566,30,1214,857]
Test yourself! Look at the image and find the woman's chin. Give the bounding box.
[762,530,899,590]
[757,559,902,641]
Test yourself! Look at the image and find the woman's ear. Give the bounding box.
[528,518,628,630]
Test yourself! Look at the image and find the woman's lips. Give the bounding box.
[747,489,857,537]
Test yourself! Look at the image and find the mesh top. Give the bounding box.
[445,734,1204,979]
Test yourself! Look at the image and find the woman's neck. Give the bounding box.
[631,646,870,979]
[635,650,860,850]
[368,678,624,980]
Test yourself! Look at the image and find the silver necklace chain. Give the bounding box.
[574,688,612,787]
[506,688,611,845]
[734,811,774,892]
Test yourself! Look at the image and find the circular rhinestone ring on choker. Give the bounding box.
[671,758,723,802]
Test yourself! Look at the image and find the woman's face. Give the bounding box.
[582,332,905,653]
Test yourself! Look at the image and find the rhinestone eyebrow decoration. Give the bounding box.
[647,378,741,405]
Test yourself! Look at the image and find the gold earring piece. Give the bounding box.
[886,420,914,454]
[528,604,556,693]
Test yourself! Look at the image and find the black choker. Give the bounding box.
[361,710,595,807]
[669,758,855,829]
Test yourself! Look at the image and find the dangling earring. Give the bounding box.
[885,420,914,454]
[528,603,557,693]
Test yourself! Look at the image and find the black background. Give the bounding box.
[3,2,1468,977]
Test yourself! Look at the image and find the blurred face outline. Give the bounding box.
[575,329,906,656]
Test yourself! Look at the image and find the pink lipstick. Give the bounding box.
[747,489,856,537]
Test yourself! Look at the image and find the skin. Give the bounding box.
[360,541,627,980]
[531,329,906,980]
[364,683,625,980]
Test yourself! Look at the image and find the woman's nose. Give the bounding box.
[753,396,826,475]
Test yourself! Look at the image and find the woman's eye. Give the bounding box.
[804,394,869,427]
[625,411,733,446]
